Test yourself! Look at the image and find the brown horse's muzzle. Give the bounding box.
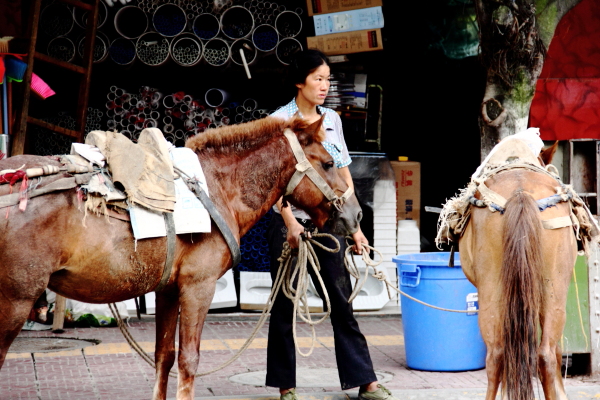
[327,194,363,236]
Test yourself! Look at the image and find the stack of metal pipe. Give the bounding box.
[38,0,304,67]
[105,85,272,146]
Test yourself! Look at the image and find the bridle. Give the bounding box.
[282,128,353,212]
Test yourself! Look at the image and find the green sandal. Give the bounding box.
[358,384,398,400]
[280,388,298,400]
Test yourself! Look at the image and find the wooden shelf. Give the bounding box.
[27,117,80,139]
[59,0,94,11]
[34,52,86,74]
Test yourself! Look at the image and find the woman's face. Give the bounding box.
[296,63,331,107]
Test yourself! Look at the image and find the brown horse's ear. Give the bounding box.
[298,115,326,144]
[540,141,559,166]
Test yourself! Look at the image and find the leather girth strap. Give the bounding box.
[0,177,79,208]
[154,212,176,292]
[190,180,241,268]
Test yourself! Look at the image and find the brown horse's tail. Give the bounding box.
[501,190,543,400]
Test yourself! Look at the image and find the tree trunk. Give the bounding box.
[475,0,582,160]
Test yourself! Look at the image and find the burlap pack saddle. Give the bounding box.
[435,138,599,257]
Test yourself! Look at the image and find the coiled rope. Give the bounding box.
[344,239,474,314]
[109,234,473,377]
[108,232,340,376]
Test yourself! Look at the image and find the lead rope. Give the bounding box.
[107,233,339,377]
[108,236,472,378]
[344,238,473,314]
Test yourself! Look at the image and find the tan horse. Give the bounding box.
[0,116,363,400]
[458,143,579,400]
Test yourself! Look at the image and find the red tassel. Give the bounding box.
[18,175,28,211]
[77,187,84,205]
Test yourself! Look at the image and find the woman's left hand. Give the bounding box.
[351,228,368,255]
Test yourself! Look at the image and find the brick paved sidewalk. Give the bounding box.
[2,314,599,399]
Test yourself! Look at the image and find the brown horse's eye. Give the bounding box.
[323,161,334,171]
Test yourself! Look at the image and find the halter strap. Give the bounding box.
[282,129,353,211]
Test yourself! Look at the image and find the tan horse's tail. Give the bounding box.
[501,190,543,400]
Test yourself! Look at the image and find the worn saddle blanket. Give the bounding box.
[85,128,176,213]
[436,128,599,256]
[76,128,211,238]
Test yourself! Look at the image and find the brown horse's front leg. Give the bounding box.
[152,290,180,400]
[175,279,216,400]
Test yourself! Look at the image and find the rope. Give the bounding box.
[107,232,340,376]
[343,238,475,314]
[108,233,473,379]
[283,233,337,357]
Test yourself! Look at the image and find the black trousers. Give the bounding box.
[265,212,377,390]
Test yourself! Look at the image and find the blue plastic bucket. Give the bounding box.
[392,252,486,371]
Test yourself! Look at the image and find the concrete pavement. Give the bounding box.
[3,313,600,399]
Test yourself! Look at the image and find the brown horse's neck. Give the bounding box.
[198,134,297,237]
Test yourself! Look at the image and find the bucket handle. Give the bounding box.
[399,263,421,288]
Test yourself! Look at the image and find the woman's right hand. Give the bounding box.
[286,220,309,249]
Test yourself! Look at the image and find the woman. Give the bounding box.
[266,49,397,400]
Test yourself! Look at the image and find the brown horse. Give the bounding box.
[0,116,363,400]
[457,144,579,400]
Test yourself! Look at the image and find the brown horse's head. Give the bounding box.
[538,141,558,166]
[284,117,363,235]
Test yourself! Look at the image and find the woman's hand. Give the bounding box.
[351,227,368,255]
[286,220,309,249]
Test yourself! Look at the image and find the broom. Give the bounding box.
[31,73,56,99]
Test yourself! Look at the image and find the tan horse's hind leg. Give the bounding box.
[538,227,576,400]
[152,289,181,400]
[538,316,568,400]
[460,215,504,400]
[482,327,503,400]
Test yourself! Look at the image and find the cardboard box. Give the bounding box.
[313,6,384,36]
[306,0,383,16]
[306,29,383,56]
[390,161,421,226]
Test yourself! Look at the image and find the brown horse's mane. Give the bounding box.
[185,116,325,156]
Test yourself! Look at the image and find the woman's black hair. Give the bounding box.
[288,49,330,87]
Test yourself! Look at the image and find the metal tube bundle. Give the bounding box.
[193,13,221,40]
[114,5,148,40]
[54,0,302,68]
[274,11,302,38]
[40,2,74,37]
[109,38,137,65]
[104,85,272,146]
[276,37,302,65]
[203,38,230,66]
[237,210,273,272]
[220,6,255,40]
[73,0,107,29]
[47,37,76,63]
[170,33,203,67]
[252,24,278,52]
[78,32,109,63]
[152,4,187,37]
[136,33,171,66]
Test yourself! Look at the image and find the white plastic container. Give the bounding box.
[397,219,420,255]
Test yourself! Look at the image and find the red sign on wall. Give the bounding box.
[530,0,600,140]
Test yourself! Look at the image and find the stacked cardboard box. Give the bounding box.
[306,0,383,16]
[312,7,384,36]
[390,160,421,227]
[306,0,384,56]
